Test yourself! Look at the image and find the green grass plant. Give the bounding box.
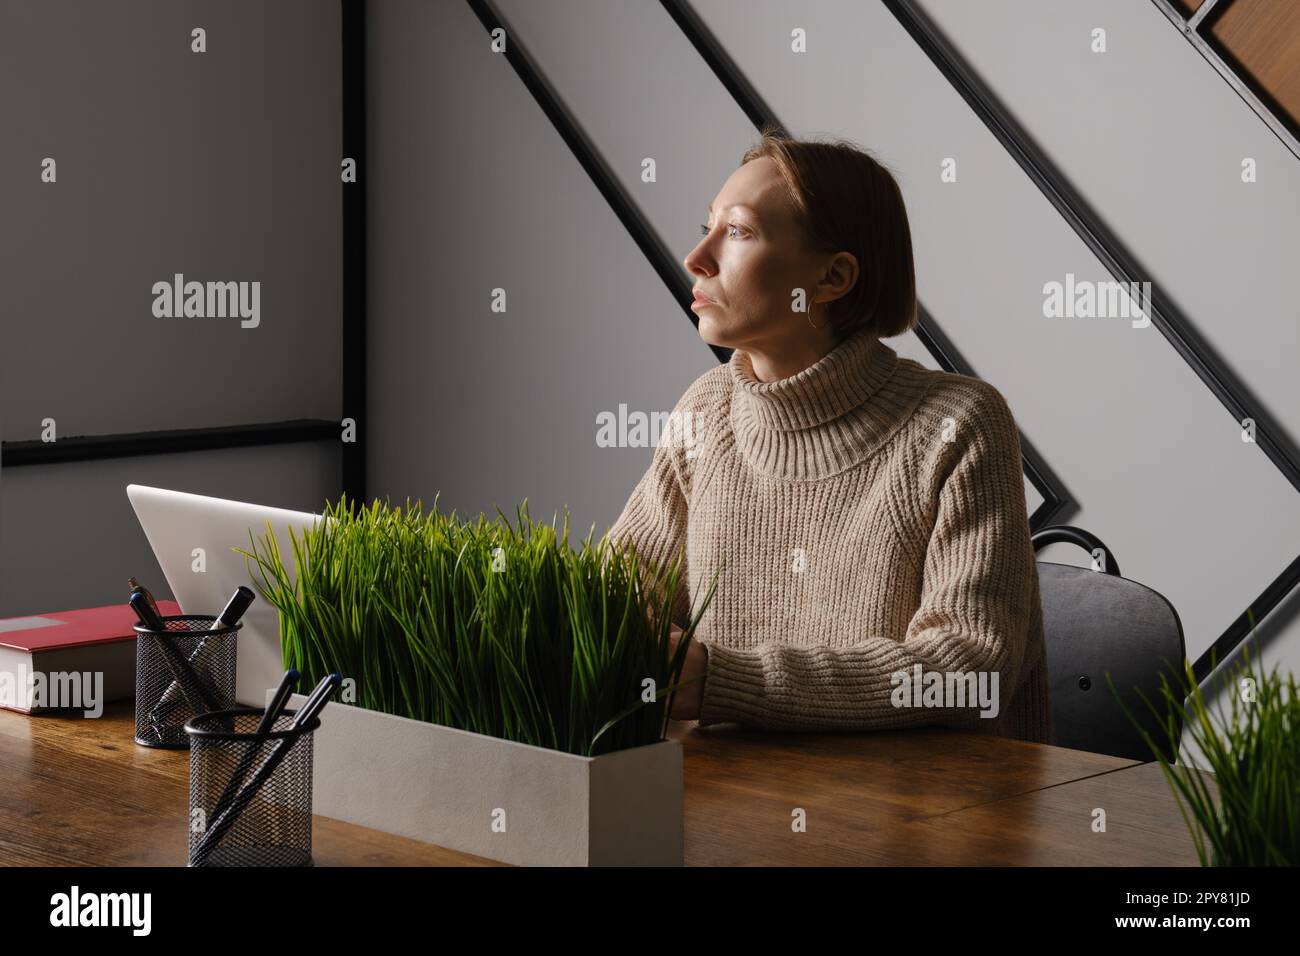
[1112,609,1298,865]
[237,494,721,757]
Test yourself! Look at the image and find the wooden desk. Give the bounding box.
[682,722,1207,865]
[0,702,1207,866]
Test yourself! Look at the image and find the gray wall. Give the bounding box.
[365,0,1300,765]
[366,0,716,543]
[1,0,343,614]
[1,444,341,614]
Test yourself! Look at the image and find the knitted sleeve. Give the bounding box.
[604,385,701,629]
[699,384,1040,733]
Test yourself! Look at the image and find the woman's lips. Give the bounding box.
[691,294,715,308]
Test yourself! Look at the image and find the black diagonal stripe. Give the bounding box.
[465,0,730,365]
[881,0,1300,684]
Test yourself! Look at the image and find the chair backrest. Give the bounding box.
[1033,526,1187,762]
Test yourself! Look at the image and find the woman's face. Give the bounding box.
[684,157,855,362]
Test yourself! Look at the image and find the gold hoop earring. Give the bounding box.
[807,307,821,329]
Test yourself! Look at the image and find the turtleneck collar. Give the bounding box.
[728,325,932,481]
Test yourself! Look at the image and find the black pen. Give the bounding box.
[130,589,165,630]
[128,577,162,623]
[205,669,300,828]
[146,585,253,729]
[131,592,220,719]
[192,673,340,864]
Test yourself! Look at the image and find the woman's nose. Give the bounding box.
[685,245,715,277]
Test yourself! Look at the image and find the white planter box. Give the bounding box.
[272,691,684,866]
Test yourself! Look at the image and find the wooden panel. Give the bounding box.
[902,762,1208,865]
[0,703,502,866]
[1206,0,1300,131]
[0,702,1210,866]
[670,720,1204,866]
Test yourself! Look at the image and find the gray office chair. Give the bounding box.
[1032,526,1187,762]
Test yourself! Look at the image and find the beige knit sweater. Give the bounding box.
[606,325,1051,743]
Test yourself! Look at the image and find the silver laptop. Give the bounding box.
[126,484,325,706]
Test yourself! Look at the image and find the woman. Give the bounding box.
[607,130,1051,743]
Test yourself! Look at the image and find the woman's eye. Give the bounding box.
[699,223,745,238]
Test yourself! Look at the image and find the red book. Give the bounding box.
[0,601,181,715]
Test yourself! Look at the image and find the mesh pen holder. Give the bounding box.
[185,707,319,867]
[134,615,239,749]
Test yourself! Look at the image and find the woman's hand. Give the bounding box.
[667,624,709,720]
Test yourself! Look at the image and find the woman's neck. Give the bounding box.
[735,326,847,383]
